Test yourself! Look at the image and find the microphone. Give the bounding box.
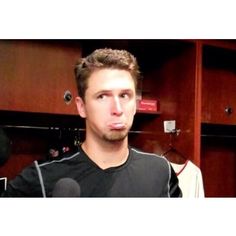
[52,178,81,197]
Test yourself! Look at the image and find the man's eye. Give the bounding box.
[97,94,106,99]
[120,93,129,99]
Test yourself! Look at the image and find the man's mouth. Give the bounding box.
[108,123,126,130]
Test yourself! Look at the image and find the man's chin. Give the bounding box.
[103,131,128,142]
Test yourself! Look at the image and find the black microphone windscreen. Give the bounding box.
[52,178,81,197]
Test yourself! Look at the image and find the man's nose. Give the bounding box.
[111,97,123,116]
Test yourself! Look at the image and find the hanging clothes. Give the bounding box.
[170,160,205,198]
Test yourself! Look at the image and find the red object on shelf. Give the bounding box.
[137,99,159,112]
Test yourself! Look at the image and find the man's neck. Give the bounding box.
[81,138,129,170]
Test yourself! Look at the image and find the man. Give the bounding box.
[2,48,182,197]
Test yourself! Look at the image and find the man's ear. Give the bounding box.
[75,96,86,118]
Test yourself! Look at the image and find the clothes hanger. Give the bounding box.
[162,144,187,161]
[161,129,188,164]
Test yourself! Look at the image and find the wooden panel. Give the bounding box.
[201,138,236,197]
[202,69,236,124]
[129,40,197,165]
[0,40,81,114]
[202,45,236,124]
[143,42,197,164]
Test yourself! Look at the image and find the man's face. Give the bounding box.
[76,68,136,143]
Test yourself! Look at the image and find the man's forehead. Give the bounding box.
[87,69,135,91]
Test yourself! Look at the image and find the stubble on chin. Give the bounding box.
[102,130,129,142]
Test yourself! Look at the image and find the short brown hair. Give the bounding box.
[74,48,140,100]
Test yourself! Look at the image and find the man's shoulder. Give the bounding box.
[129,147,172,183]
[130,147,163,158]
[130,147,169,165]
[38,149,81,168]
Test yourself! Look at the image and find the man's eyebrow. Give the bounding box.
[93,89,134,96]
[121,89,133,92]
[94,90,112,95]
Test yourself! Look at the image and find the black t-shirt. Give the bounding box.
[2,146,182,197]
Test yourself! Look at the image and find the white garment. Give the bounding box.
[171,160,205,198]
